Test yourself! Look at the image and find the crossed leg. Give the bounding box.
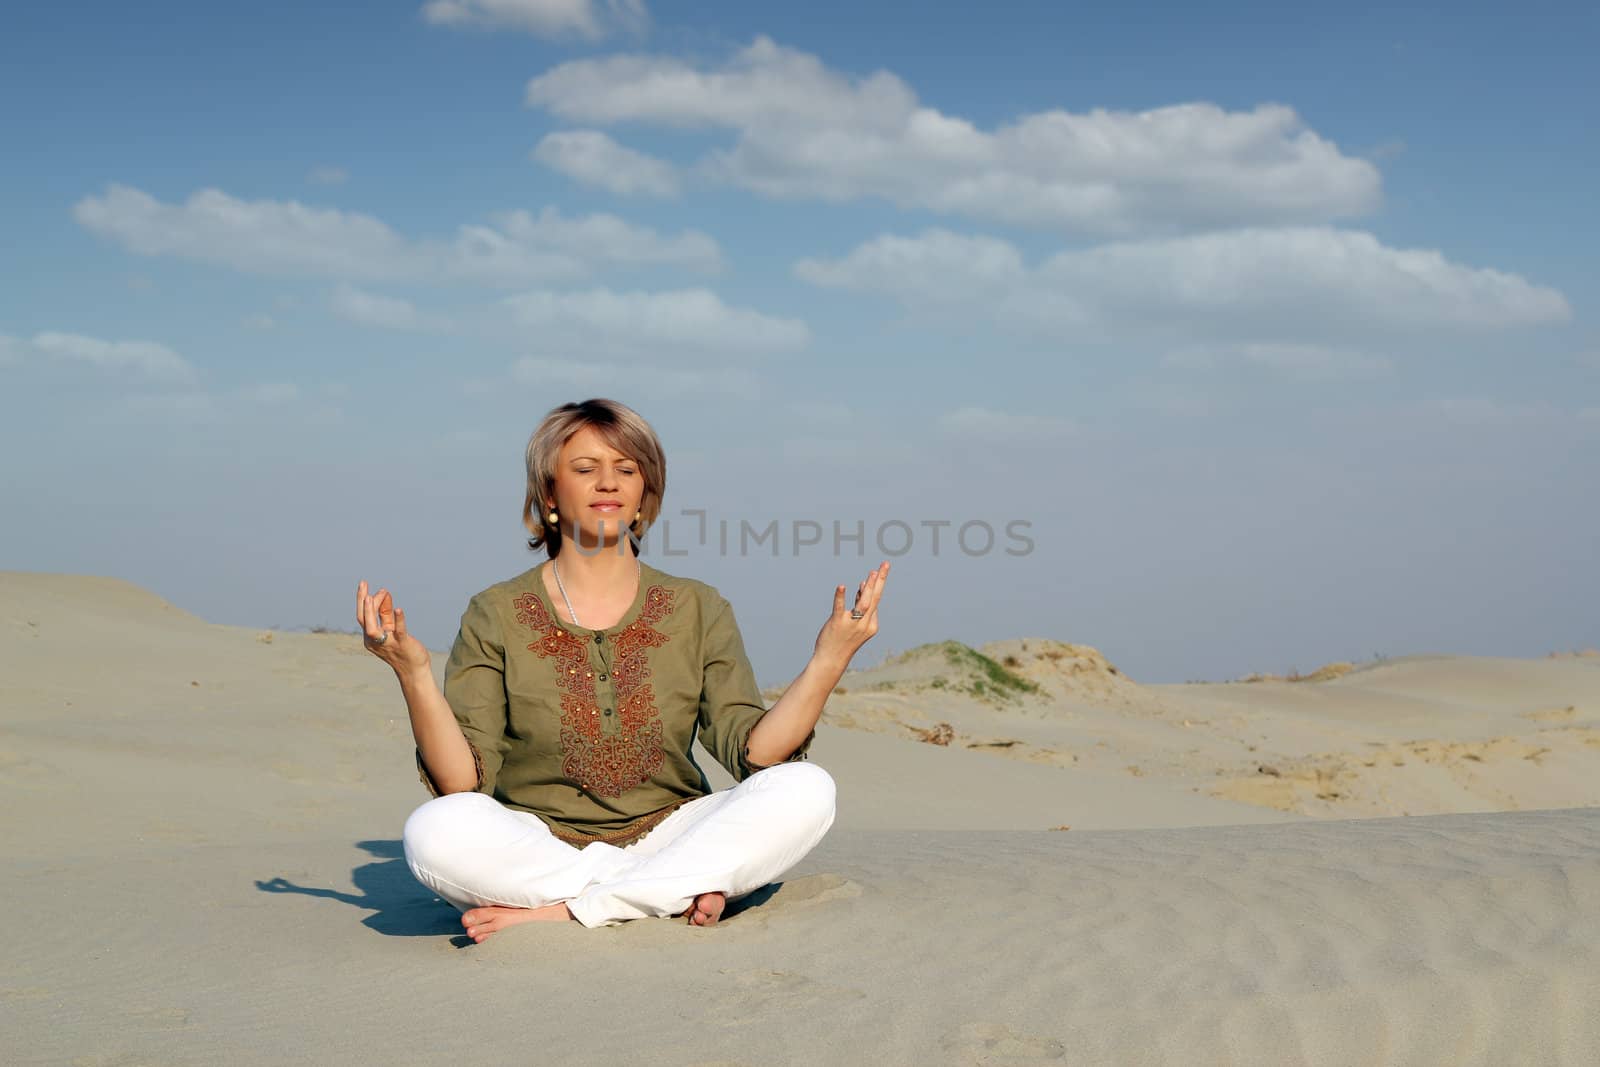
[402,762,836,938]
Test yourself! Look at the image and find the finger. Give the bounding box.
[361,595,380,640]
[376,589,395,630]
[866,561,890,614]
[395,607,408,640]
[857,562,886,613]
[365,595,387,641]
[832,584,846,616]
[356,580,368,625]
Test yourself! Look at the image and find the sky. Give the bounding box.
[2,0,1597,687]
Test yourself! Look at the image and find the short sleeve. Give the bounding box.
[415,593,508,796]
[697,595,813,781]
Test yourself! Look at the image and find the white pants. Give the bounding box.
[402,761,836,928]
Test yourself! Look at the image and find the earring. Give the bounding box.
[546,507,559,526]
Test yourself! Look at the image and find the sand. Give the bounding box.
[814,637,1600,821]
[3,571,1599,1065]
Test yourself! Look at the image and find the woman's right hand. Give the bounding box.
[356,580,432,676]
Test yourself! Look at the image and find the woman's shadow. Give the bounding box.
[256,840,461,938]
[256,841,784,941]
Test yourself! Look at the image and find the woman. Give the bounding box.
[357,398,888,939]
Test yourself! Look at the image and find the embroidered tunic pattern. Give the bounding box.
[512,584,677,798]
[417,562,815,845]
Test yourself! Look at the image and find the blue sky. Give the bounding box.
[3,0,1596,685]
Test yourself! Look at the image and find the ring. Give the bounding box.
[371,631,388,645]
[849,610,865,619]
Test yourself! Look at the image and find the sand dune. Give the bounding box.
[3,572,1599,1065]
[815,637,1600,821]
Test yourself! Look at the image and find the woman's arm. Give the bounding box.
[744,561,890,768]
[743,651,851,768]
[396,663,480,795]
[358,581,480,794]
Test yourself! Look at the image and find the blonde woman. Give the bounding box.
[358,398,888,939]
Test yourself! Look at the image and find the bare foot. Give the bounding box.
[682,891,726,927]
[461,902,574,942]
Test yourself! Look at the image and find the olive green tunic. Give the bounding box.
[416,559,812,847]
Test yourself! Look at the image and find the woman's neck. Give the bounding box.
[550,544,639,591]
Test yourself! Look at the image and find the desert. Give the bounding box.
[4,571,1598,1065]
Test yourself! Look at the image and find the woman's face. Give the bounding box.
[546,425,645,545]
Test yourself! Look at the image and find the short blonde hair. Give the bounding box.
[523,398,666,558]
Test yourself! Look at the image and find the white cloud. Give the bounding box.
[511,355,757,397]
[502,287,808,357]
[794,229,1024,302]
[329,285,450,332]
[76,185,415,281]
[1033,229,1569,332]
[75,184,720,286]
[308,166,349,185]
[486,206,718,272]
[937,406,1076,442]
[1,331,330,420]
[526,37,1381,234]
[533,130,679,197]
[797,227,1570,343]
[1161,343,1393,381]
[26,331,199,385]
[423,0,646,39]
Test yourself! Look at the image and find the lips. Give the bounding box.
[590,502,623,510]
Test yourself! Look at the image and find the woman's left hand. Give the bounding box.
[814,561,890,666]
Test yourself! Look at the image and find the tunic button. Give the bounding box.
[604,708,614,716]
[599,673,608,681]
[594,633,604,644]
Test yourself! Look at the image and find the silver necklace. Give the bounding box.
[551,556,640,629]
